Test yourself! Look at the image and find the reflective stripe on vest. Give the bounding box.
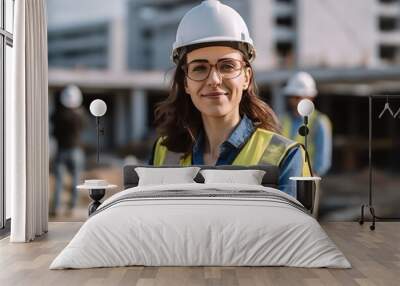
[153,129,312,176]
[281,111,319,164]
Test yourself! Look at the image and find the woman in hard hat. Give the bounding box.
[281,72,332,177]
[149,0,311,197]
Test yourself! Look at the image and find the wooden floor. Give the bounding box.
[0,222,399,286]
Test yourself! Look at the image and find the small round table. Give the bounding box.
[77,183,117,216]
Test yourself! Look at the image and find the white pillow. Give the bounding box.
[200,169,266,185]
[135,167,201,186]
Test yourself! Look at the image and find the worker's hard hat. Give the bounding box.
[172,0,255,64]
[284,72,317,98]
[60,84,83,109]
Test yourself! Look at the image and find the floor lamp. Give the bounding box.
[89,99,107,164]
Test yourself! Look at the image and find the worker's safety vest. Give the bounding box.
[152,128,312,176]
[281,111,320,164]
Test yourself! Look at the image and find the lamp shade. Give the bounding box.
[89,99,107,117]
[297,99,314,117]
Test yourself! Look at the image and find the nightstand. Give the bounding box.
[77,180,117,215]
[289,176,321,214]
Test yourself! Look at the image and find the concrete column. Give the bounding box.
[271,84,286,118]
[113,93,127,147]
[110,17,126,72]
[130,89,148,141]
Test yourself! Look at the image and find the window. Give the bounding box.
[379,16,398,32]
[276,0,294,3]
[275,41,294,68]
[1,0,14,231]
[47,22,109,69]
[379,44,399,64]
[379,0,399,4]
[275,16,294,28]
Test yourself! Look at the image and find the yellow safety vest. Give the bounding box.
[281,111,320,165]
[152,128,312,176]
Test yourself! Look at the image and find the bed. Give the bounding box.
[50,165,350,269]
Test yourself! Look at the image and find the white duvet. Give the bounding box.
[50,183,351,269]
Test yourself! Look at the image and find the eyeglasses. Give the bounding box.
[182,58,247,82]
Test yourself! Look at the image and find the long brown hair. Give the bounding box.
[154,50,280,156]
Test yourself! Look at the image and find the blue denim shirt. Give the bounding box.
[192,115,302,197]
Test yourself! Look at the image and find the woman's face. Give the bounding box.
[184,46,251,119]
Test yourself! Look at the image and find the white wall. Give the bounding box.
[297,0,376,68]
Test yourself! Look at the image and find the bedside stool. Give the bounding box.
[77,181,117,216]
[289,176,321,216]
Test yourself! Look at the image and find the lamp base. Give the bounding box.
[88,189,105,215]
[359,204,376,230]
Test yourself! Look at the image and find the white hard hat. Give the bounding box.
[60,84,83,109]
[284,72,317,98]
[172,0,255,64]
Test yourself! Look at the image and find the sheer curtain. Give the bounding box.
[7,0,49,242]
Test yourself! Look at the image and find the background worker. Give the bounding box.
[281,72,332,177]
[51,84,87,216]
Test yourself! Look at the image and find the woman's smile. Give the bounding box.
[201,91,229,98]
